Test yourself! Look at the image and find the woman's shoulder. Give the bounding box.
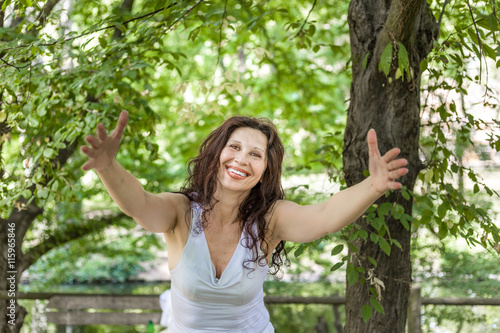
[157,192,191,212]
[264,199,289,227]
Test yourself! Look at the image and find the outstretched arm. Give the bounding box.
[81,111,185,233]
[271,129,408,243]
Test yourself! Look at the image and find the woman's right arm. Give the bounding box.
[81,111,183,233]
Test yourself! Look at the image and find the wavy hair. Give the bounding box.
[180,116,288,275]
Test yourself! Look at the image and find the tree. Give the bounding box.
[342,1,438,331]
[1,0,499,332]
[342,0,499,332]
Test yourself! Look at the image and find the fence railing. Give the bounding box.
[2,288,500,333]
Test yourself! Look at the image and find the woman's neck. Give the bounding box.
[210,187,249,226]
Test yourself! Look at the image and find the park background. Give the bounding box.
[1,0,499,332]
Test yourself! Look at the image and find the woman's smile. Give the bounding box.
[226,165,250,179]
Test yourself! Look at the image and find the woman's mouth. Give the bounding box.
[226,166,249,178]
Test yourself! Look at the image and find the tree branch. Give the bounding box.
[32,0,61,32]
[437,0,450,33]
[0,56,23,71]
[159,0,204,37]
[213,0,228,79]
[466,0,484,82]
[20,212,128,272]
[3,2,180,52]
[293,0,317,39]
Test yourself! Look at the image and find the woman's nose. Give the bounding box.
[234,151,249,165]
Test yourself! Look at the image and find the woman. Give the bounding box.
[81,111,408,332]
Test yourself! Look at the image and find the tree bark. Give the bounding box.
[343,0,438,332]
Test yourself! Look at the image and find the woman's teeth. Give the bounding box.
[228,167,248,177]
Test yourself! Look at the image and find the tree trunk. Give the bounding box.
[343,1,438,332]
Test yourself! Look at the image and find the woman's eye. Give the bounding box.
[251,153,261,158]
[230,145,239,150]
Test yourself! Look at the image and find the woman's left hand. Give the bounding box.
[367,129,408,195]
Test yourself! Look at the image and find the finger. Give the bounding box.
[112,111,129,138]
[388,181,402,190]
[388,158,408,171]
[80,145,96,158]
[97,123,108,141]
[85,135,100,149]
[367,129,380,158]
[382,147,401,163]
[82,160,94,171]
[388,168,408,180]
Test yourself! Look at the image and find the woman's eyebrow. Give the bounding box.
[228,139,265,153]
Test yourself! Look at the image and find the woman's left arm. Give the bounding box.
[271,129,409,243]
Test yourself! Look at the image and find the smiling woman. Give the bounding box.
[218,128,268,192]
[81,112,408,332]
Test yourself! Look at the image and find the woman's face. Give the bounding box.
[217,127,268,194]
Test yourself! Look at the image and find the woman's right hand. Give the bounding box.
[81,111,129,172]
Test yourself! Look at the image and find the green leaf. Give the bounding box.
[467,28,480,45]
[347,263,359,285]
[371,217,383,231]
[37,188,49,199]
[347,242,359,254]
[391,239,402,250]
[22,189,32,198]
[2,0,12,12]
[397,42,410,75]
[399,216,409,231]
[379,238,391,256]
[424,169,434,183]
[359,230,368,240]
[482,43,496,60]
[330,262,344,272]
[487,13,499,31]
[294,244,306,257]
[331,244,344,256]
[438,222,448,239]
[308,24,316,36]
[99,36,108,48]
[438,203,448,219]
[379,43,393,76]
[368,256,377,267]
[420,59,428,72]
[361,304,373,322]
[370,296,385,315]
[43,148,55,158]
[402,190,410,200]
[377,202,392,218]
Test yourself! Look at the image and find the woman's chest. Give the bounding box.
[203,224,242,278]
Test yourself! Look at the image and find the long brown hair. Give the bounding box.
[180,116,288,275]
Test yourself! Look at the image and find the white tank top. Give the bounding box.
[168,202,274,332]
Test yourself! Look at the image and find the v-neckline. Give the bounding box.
[202,226,244,284]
